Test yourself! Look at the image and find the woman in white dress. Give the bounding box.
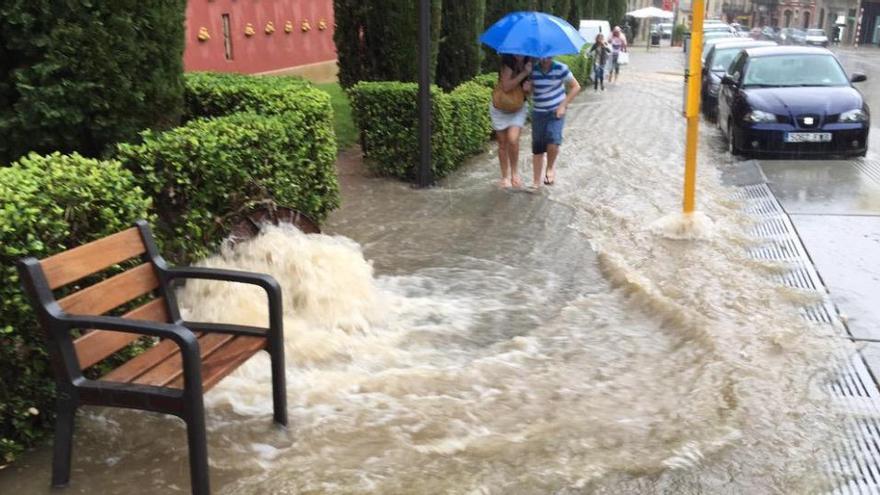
[489,54,532,188]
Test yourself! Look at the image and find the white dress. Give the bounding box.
[489,102,528,131]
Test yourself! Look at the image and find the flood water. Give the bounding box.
[0,49,860,494]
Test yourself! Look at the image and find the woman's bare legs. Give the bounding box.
[496,128,511,187]
[507,126,523,187]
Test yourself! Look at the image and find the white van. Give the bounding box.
[579,20,611,45]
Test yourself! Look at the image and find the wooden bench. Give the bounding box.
[17,220,287,495]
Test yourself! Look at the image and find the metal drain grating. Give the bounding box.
[737,183,880,494]
[853,160,880,186]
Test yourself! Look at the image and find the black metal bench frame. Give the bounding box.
[17,220,287,495]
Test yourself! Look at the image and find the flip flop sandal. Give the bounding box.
[543,175,555,186]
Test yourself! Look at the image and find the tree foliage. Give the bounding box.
[437,0,487,90]
[334,0,442,88]
[0,0,187,164]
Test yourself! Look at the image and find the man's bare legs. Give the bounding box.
[532,152,545,188]
[545,144,559,184]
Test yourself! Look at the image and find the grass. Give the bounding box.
[315,82,357,151]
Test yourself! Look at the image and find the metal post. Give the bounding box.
[683,0,704,214]
[417,0,433,188]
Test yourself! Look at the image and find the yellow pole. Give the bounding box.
[683,0,705,214]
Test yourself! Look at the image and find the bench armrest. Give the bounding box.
[62,315,203,393]
[166,267,280,293]
[165,267,284,344]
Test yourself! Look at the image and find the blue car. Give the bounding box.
[718,46,870,157]
[701,39,776,120]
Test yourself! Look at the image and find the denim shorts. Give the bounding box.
[531,110,565,155]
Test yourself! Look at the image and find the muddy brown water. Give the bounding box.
[0,49,861,494]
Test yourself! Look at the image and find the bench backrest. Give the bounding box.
[19,221,174,372]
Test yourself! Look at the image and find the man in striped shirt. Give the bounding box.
[531,57,581,187]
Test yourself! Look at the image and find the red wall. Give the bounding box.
[184,0,337,74]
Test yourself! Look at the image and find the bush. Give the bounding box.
[183,72,314,120]
[557,48,594,86]
[116,112,340,265]
[0,1,186,164]
[350,78,492,180]
[474,73,500,89]
[437,0,487,90]
[0,153,152,465]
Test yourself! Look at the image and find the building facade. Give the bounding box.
[183,0,337,79]
[858,0,880,45]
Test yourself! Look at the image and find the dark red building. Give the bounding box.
[184,0,337,79]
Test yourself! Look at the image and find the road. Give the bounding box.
[750,46,880,376]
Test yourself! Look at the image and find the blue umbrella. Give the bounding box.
[480,11,587,58]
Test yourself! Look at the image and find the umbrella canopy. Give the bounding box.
[480,11,586,58]
[626,6,674,19]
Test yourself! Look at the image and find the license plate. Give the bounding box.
[785,132,832,143]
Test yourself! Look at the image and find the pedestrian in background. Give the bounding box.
[608,26,628,84]
[589,34,611,91]
[490,54,533,188]
[530,56,581,188]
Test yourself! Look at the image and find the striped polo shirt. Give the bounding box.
[531,61,575,113]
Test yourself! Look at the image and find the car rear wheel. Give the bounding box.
[727,120,741,156]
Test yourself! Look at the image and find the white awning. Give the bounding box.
[626,7,675,19]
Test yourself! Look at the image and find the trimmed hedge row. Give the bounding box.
[184,72,315,120]
[116,112,339,264]
[0,153,153,464]
[350,79,492,180]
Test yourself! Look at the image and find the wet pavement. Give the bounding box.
[0,47,869,494]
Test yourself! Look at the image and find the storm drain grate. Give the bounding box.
[853,160,880,186]
[736,183,880,494]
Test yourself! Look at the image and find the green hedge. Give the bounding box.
[557,47,593,86]
[0,1,186,164]
[183,72,315,120]
[116,112,339,264]
[350,78,492,180]
[0,153,153,465]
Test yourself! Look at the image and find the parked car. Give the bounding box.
[761,26,777,41]
[704,23,736,35]
[701,40,777,119]
[701,34,741,62]
[718,46,870,157]
[805,28,829,47]
[790,28,807,44]
[777,27,801,44]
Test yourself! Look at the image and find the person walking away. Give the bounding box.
[608,26,628,84]
[589,34,611,91]
[490,55,532,188]
[530,57,581,188]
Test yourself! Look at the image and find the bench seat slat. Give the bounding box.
[58,263,159,316]
[74,298,169,370]
[171,336,267,390]
[100,333,266,392]
[40,228,146,290]
[134,333,235,387]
